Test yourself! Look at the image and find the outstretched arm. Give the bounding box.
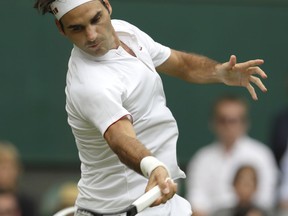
[156,49,267,100]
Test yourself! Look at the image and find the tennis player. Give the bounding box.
[34,0,268,215]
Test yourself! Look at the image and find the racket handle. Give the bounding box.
[132,185,161,212]
[53,206,77,216]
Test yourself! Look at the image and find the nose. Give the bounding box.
[86,25,97,42]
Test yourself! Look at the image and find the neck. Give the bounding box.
[120,41,136,57]
[221,139,236,153]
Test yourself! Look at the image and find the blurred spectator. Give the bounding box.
[0,189,22,216]
[270,77,288,167]
[0,141,36,216]
[211,165,271,216]
[270,108,288,167]
[40,181,78,216]
[185,95,278,216]
[277,147,288,216]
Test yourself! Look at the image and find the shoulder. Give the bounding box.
[111,19,142,34]
[197,142,220,156]
[111,19,153,43]
[188,143,219,164]
[111,19,133,27]
[238,136,276,165]
[241,136,272,153]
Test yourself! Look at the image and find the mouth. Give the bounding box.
[87,43,99,49]
[87,40,102,49]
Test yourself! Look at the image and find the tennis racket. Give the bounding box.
[53,185,161,216]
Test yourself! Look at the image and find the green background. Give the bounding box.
[1,0,287,167]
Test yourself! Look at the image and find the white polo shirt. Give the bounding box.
[65,19,185,212]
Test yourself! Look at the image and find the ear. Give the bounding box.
[103,0,112,15]
[55,19,66,36]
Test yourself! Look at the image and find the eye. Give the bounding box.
[71,25,84,32]
[67,24,84,33]
[91,13,102,25]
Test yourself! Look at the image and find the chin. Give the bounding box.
[88,48,109,57]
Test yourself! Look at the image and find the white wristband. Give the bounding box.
[140,156,170,178]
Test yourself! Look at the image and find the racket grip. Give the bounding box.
[132,185,161,212]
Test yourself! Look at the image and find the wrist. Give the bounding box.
[214,63,226,83]
[140,156,170,178]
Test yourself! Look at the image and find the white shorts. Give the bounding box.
[74,194,192,216]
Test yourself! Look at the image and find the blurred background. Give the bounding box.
[0,0,288,215]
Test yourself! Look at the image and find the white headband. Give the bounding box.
[50,0,94,20]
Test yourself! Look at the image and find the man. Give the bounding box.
[34,0,268,215]
[186,95,278,216]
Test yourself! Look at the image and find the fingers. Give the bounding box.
[247,66,268,79]
[245,76,267,100]
[147,167,177,207]
[233,58,267,100]
[250,76,267,92]
[152,178,177,206]
[246,83,258,100]
[229,55,237,68]
[235,59,264,69]
[222,56,268,100]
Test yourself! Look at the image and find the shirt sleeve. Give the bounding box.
[127,21,171,67]
[73,75,131,136]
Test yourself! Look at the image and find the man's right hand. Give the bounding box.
[146,166,177,206]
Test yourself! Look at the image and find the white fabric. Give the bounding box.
[186,136,278,214]
[50,0,94,20]
[65,19,186,213]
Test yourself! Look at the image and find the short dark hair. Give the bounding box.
[33,0,55,15]
[211,94,249,120]
[233,164,258,187]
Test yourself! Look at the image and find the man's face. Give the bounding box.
[212,101,248,146]
[59,0,116,57]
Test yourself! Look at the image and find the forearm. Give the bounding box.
[104,118,151,174]
[108,134,151,174]
[176,51,221,83]
[157,49,221,84]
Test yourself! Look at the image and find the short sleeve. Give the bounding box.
[74,78,130,135]
[135,28,171,67]
[115,20,171,67]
